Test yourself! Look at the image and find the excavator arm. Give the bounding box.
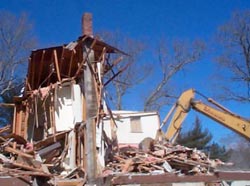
[162,89,195,142]
[161,89,250,143]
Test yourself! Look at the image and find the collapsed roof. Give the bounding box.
[27,35,127,91]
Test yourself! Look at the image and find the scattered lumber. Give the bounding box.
[104,141,232,176]
[0,123,232,185]
[0,126,86,186]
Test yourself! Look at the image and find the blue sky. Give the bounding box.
[1,0,250,144]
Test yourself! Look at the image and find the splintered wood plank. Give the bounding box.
[0,125,11,134]
[53,50,62,82]
[16,156,42,169]
[4,146,34,159]
[121,159,133,173]
[2,167,52,177]
[11,161,44,173]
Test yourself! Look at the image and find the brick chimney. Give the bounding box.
[82,13,93,36]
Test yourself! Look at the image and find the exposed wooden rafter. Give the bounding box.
[53,50,62,82]
[37,50,45,88]
[68,50,75,77]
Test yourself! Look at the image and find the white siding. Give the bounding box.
[103,111,160,145]
[54,83,82,131]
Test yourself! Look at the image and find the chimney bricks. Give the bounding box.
[82,13,93,36]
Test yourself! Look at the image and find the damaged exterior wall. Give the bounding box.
[13,37,126,139]
[103,111,160,147]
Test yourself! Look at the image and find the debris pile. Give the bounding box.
[0,124,234,185]
[0,125,86,185]
[104,140,231,176]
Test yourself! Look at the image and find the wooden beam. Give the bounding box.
[12,106,17,135]
[46,51,55,86]
[4,146,34,159]
[2,167,52,177]
[51,87,56,135]
[37,50,45,88]
[53,50,62,82]
[68,50,75,77]
[59,47,65,71]
[29,57,35,90]
[11,161,44,173]
[97,47,106,63]
[0,103,15,107]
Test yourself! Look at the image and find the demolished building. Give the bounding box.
[0,13,128,185]
[0,13,250,186]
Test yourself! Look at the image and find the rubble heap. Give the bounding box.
[104,140,231,176]
[0,124,234,185]
[0,125,86,185]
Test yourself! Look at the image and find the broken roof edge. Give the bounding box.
[31,34,128,56]
[78,35,129,55]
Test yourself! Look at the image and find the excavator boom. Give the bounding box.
[191,100,250,140]
[162,89,250,143]
[164,89,194,142]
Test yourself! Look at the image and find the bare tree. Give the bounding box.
[0,11,36,95]
[215,10,250,102]
[99,31,150,110]
[143,39,205,111]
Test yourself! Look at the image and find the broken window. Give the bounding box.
[130,116,142,133]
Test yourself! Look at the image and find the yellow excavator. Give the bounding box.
[160,89,250,143]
